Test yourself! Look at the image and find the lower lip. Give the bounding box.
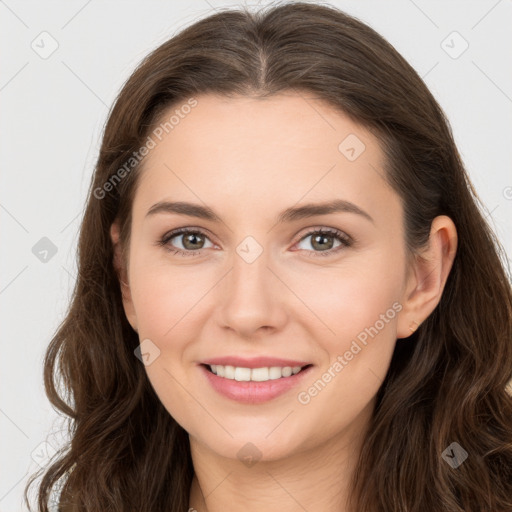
[200,364,314,404]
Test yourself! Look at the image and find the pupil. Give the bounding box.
[313,234,333,250]
[184,233,203,249]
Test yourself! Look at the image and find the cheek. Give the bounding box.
[129,254,211,341]
[292,251,403,346]
[292,250,402,404]
[128,259,207,429]
[292,283,399,446]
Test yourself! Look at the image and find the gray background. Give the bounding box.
[1,0,511,510]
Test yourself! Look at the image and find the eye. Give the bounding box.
[158,228,214,256]
[295,227,352,257]
[158,226,353,258]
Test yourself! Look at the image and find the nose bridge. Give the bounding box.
[216,239,285,335]
[228,243,273,308]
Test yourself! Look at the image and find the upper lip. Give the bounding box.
[200,356,312,369]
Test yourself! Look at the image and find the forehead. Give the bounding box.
[133,92,398,223]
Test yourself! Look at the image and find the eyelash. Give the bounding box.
[158,227,353,258]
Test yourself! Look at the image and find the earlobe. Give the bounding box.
[396,215,458,339]
[110,221,139,333]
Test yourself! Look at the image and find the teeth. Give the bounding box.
[209,364,304,382]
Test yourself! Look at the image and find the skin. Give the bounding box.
[110,92,457,512]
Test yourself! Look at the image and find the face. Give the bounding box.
[114,92,416,462]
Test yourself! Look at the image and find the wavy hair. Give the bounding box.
[25,2,512,510]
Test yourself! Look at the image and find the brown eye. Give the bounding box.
[180,232,206,250]
[159,228,214,255]
[296,228,352,257]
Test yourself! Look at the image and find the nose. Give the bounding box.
[216,247,288,339]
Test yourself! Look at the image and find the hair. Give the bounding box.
[24,1,512,511]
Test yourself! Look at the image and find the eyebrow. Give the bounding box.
[145,199,374,225]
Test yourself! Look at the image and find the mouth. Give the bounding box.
[199,363,314,404]
[202,363,313,382]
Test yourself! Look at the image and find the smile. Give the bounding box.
[200,363,314,404]
[209,364,305,381]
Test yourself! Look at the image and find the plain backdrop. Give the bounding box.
[1,0,511,510]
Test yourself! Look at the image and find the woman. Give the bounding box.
[25,2,512,511]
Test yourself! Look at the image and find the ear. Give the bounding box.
[396,215,458,339]
[110,220,138,333]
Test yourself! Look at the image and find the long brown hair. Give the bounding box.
[25,2,512,510]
